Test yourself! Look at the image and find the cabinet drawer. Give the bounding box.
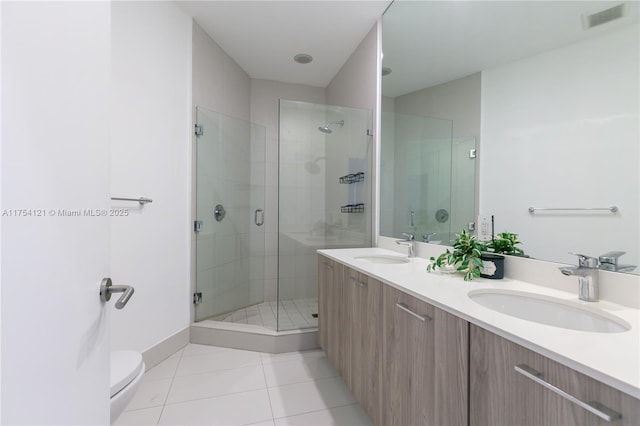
[470,324,640,426]
[383,285,468,426]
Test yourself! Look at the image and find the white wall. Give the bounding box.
[326,25,378,111]
[326,24,378,246]
[192,22,251,121]
[394,73,481,139]
[110,1,192,352]
[480,24,639,267]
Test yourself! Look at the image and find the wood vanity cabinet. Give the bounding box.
[318,257,383,424]
[319,254,639,426]
[383,285,468,426]
[469,324,640,426]
[317,255,344,370]
[343,266,383,425]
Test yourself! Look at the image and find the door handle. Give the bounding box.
[99,278,135,309]
[255,209,264,226]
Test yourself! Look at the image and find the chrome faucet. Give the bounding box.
[559,252,599,302]
[599,251,636,273]
[396,232,415,258]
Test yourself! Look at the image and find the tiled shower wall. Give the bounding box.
[278,101,328,302]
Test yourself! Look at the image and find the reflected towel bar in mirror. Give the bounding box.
[111,197,153,205]
[528,206,618,213]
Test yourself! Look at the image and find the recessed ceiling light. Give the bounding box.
[294,53,313,64]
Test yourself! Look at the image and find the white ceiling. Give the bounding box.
[178,0,392,88]
[382,1,640,97]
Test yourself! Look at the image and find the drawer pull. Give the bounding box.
[323,262,333,270]
[357,280,368,288]
[514,364,622,422]
[396,302,431,322]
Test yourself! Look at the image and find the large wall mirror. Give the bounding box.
[381,1,639,274]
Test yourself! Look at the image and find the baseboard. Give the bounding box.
[141,326,190,370]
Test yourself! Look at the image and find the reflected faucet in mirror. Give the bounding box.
[422,232,436,243]
[599,251,636,273]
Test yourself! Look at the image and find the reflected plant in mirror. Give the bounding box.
[381,1,639,274]
[427,229,485,281]
[485,232,525,257]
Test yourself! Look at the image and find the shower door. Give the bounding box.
[194,107,266,322]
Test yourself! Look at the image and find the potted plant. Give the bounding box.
[427,229,485,281]
[479,232,525,279]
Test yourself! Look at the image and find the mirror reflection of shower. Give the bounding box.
[304,156,326,174]
[318,119,344,134]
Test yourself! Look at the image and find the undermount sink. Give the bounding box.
[468,289,631,333]
[355,255,410,265]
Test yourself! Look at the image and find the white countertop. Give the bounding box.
[318,247,640,399]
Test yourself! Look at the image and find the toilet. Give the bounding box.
[110,351,145,423]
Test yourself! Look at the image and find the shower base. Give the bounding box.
[191,298,319,354]
[214,298,318,330]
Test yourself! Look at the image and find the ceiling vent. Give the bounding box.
[582,3,626,30]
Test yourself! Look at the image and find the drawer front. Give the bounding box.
[470,324,640,426]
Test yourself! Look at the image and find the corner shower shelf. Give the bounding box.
[339,172,365,184]
[341,203,365,213]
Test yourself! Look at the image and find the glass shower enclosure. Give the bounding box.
[194,101,373,333]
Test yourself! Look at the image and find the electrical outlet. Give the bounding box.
[477,214,493,242]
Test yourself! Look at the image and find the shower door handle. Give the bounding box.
[255,209,264,226]
[214,204,226,222]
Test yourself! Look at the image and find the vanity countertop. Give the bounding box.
[318,247,640,399]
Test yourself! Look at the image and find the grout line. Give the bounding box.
[260,349,277,422]
[161,385,271,408]
[271,402,364,421]
[155,344,185,424]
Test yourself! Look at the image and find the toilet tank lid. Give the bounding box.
[111,351,144,397]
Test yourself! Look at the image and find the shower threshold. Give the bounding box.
[190,319,318,354]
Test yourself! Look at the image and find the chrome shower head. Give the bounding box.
[318,120,344,134]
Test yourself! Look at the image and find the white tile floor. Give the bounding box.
[219,299,318,330]
[115,344,371,426]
